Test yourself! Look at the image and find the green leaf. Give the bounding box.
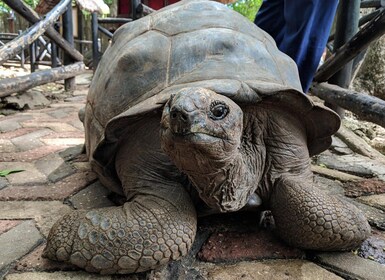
[0,169,25,177]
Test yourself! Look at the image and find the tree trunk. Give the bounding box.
[311,82,385,128]
[0,62,86,98]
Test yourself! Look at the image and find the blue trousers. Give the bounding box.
[254,0,339,92]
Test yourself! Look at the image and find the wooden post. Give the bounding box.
[91,12,100,70]
[29,40,36,73]
[62,1,76,91]
[3,0,83,62]
[0,0,72,65]
[18,30,25,68]
[326,0,360,117]
[77,7,84,54]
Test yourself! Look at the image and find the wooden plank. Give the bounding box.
[3,0,83,62]
[0,62,86,97]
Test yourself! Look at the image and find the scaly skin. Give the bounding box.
[43,117,197,274]
[270,176,370,250]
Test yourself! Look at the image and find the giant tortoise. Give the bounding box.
[44,0,370,274]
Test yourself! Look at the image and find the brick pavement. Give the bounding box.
[0,75,385,279]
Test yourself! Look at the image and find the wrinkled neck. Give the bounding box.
[185,137,266,212]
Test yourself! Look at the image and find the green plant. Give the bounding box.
[0,169,24,177]
[228,0,262,21]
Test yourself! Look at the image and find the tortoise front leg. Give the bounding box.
[269,176,370,251]
[43,188,197,274]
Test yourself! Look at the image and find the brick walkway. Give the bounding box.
[0,75,385,279]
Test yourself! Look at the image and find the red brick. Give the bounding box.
[198,230,304,262]
[0,146,66,162]
[0,128,38,140]
[0,220,22,234]
[0,171,97,201]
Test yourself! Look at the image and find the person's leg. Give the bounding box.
[254,0,285,46]
[280,0,338,92]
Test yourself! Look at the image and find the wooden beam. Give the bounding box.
[311,83,385,128]
[0,62,86,98]
[315,8,385,83]
[3,0,83,62]
[0,0,71,66]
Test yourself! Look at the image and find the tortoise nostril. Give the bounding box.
[171,112,178,119]
[170,109,188,122]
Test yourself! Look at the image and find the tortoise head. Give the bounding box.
[160,87,243,173]
[160,87,253,211]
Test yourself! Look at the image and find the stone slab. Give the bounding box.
[0,201,72,237]
[199,259,342,280]
[198,230,304,262]
[35,153,65,177]
[349,199,385,230]
[0,139,17,153]
[0,171,97,201]
[316,252,385,280]
[0,220,21,234]
[0,162,47,186]
[11,128,52,152]
[0,220,43,272]
[0,145,66,163]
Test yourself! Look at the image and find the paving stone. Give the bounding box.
[198,230,304,262]
[0,145,66,162]
[0,162,47,186]
[5,271,114,280]
[35,153,65,177]
[314,175,346,196]
[68,181,114,210]
[315,252,385,280]
[0,139,17,153]
[0,220,43,273]
[0,127,37,140]
[358,194,385,211]
[0,220,21,234]
[14,244,77,273]
[11,128,52,152]
[59,144,84,161]
[198,260,342,280]
[0,177,8,190]
[0,171,97,202]
[0,115,32,132]
[41,138,84,147]
[22,121,79,133]
[46,108,71,119]
[0,201,72,238]
[47,162,76,183]
[344,179,385,198]
[72,162,92,172]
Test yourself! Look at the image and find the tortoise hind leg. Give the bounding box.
[269,176,370,251]
[43,186,197,274]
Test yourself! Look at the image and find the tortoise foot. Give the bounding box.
[269,176,370,251]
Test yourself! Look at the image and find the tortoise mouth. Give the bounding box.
[168,130,225,144]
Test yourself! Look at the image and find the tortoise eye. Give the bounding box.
[209,101,229,120]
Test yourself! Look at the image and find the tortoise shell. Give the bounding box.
[84,0,339,193]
